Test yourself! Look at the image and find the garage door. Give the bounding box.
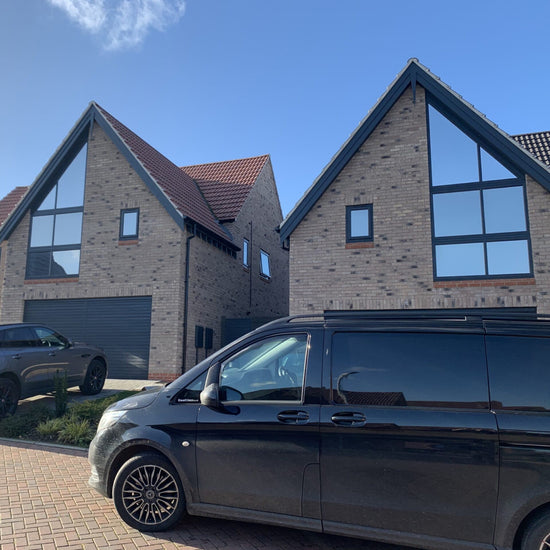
[24,297,152,379]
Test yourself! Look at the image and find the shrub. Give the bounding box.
[58,419,94,447]
[0,405,52,439]
[36,417,65,440]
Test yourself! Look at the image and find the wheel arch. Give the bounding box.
[105,441,192,505]
[513,503,550,550]
[0,372,21,396]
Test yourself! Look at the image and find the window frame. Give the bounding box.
[243,238,250,268]
[260,249,271,279]
[119,208,140,240]
[427,97,533,281]
[346,204,373,244]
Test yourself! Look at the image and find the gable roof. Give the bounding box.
[514,132,550,166]
[0,102,238,247]
[182,155,269,221]
[0,186,28,227]
[279,58,550,243]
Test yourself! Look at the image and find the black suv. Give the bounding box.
[89,312,550,550]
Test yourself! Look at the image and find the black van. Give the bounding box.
[89,312,550,550]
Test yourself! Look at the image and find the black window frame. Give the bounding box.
[427,97,533,281]
[346,204,373,243]
[243,238,250,268]
[260,249,271,279]
[119,208,140,240]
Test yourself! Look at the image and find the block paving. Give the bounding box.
[0,440,409,550]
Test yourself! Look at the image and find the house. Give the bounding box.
[0,102,288,380]
[279,59,550,315]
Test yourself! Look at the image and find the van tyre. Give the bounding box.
[113,453,185,532]
[79,359,106,395]
[0,378,19,417]
[521,512,550,550]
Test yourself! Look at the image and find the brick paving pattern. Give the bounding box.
[0,440,412,550]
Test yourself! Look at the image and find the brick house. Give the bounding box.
[279,59,550,315]
[0,102,288,380]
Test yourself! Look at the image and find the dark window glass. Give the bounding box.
[220,334,308,401]
[2,326,36,347]
[331,332,488,409]
[34,327,66,347]
[487,336,550,411]
[176,371,208,403]
[120,209,139,239]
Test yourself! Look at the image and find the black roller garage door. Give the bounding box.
[24,297,152,379]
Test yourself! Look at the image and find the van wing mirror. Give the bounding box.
[200,382,220,408]
[199,362,239,415]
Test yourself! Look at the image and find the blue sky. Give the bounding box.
[1,0,549,216]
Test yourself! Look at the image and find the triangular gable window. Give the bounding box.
[26,143,87,279]
[428,104,532,280]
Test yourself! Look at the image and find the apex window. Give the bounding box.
[120,208,139,240]
[26,144,87,279]
[346,204,373,243]
[428,102,531,279]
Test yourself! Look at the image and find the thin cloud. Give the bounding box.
[47,0,186,50]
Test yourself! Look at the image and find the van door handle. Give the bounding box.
[11,354,21,360]
[277,410,310,425]
[331,411,367,427]
[48,352,56,357]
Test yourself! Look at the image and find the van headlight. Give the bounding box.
[97,410,126,433]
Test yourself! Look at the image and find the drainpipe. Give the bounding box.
[182,223,196,374]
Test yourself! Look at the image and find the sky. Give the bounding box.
[1,0,550,217]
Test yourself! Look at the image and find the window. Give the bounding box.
[120,208,139,240]
[34,327,67,348]
[243,238,250,267]
[331,332,488,409]
[487,336,550,411]
[219,334,308,401]
[428,103,531,279]
[346,204,373,243]
[27,144,87,279]
[260,250,271,279]
[175,371,207,403]
[0,326,36,348]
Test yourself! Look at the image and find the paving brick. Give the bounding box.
[0,439,408,549]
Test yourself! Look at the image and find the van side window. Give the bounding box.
[175,371,207,403]
[331,332,488,409]
[487,336,550,411]
[219,334,308,402]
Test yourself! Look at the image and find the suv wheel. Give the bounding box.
[0,378,19,417]
[79,359,106,395]
[521,512,550,550]
[113,453,185,532]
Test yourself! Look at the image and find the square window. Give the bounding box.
[120,209,139,239]
[346,205,373,243]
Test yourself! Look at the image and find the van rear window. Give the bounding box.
[487,336,550,412]
[331,332,489,409]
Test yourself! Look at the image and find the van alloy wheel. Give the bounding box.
[121,464,179,526]
[113,453,185,532]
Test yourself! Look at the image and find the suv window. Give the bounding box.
[487,335,550,411]
[219,334,308,402]
[331,332,488,409]
[0,326,36,347]
[34,327,67,347]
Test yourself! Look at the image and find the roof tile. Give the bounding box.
[513,132,550,166]
[0,186,28,227]
[182,156,268,221]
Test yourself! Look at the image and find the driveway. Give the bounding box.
[0,440,415,550]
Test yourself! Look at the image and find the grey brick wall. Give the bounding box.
[289,85,548,314]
